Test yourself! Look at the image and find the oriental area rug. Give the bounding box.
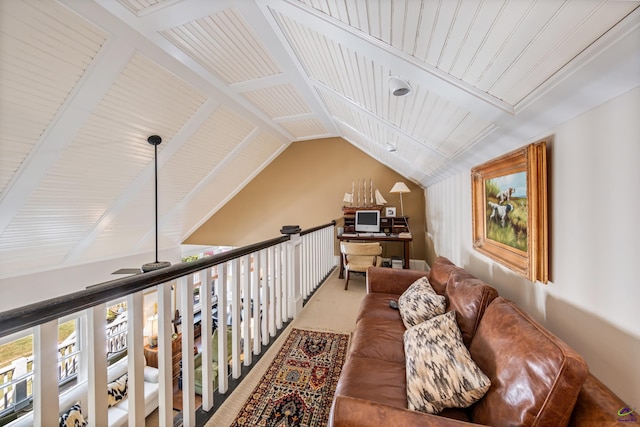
[231,328,350,427]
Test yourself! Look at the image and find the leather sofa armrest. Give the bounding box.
[366,267,429,295]
[569,373,640,426]
[329,396,479,427]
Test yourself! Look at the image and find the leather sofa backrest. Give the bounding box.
[427,256,459,294]
[365,266,429,295]
[469,297,589,427]
[444,269,498,347]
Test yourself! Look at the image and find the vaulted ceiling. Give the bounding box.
[1,0,639,280]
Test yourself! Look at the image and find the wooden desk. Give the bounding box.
[337,234,412,278]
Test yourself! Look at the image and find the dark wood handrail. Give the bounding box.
[301,220,336,236]
[0,222,336,338]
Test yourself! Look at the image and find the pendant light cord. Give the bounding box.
[154,141,159,264]
[141,135,171,273]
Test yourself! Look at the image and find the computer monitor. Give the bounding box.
[354,210,381,233]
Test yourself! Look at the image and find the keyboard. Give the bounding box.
[357,232,387,237]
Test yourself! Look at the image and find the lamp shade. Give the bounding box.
[390,182,411,194]
[145,315,158,336]
[145,314,158,348]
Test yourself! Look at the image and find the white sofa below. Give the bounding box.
[8,356,159,427]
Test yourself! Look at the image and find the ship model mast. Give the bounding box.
[342,178,387,215]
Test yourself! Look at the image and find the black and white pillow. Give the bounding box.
[107,373,128,407]
[404,311,491,414]
[59,401,86,427]
[398,276,446,329]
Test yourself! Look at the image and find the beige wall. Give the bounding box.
[425,87,640,407]
[184,137,426,261]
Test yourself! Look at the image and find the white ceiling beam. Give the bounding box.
[0,37,135,238]
[165,129,288,242]
[261,0,516,123]
[239,0,341,136]
[63,98,224,264]
[64,0,297,143]
[422,13,640,187]
[312,80,448,162]
[335,122,426,186]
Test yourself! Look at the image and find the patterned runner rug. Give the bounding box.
[231,328,350,427]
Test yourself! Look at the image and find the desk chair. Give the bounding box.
[340,242,382,290]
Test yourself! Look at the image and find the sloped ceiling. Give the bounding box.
[0,0,639,280]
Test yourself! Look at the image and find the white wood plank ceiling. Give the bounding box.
[0,0,638,279]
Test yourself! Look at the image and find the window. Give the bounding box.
[106,301,128,363]
[0,317,81,419]
[0,333,33,416]
[58,319,80,386]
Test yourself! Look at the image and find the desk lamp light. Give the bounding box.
[390,182,411,217]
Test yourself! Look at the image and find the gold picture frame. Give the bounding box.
[471,140,548,283]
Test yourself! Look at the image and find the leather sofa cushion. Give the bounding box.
[334,355,408,409]
[445,269,498,347]
[333,353,473,424]
[356,293,403,323]
[329,396,472,427]
[349,317,406,363]
[427,256,459,294]
[469,298,588,427]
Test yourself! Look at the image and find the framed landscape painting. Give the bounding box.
[471,140,548,283]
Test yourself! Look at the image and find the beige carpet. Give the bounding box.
[203,268,366,427]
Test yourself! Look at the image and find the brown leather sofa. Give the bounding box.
[328,257,639,426]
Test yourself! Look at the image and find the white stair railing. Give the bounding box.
[0,222,336,427]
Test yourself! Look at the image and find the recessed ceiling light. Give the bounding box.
[389,76,412,96]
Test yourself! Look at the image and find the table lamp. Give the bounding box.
[145,314,158,348]
[390,182,411,217]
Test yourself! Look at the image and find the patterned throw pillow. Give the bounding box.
[398,276,446,329]
[107,373,128,407]
[59,401,86,427]
[404,311,491,414]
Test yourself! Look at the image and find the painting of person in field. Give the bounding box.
[485,172,527,251]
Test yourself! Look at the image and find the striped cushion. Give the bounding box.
[398,277,445,329]
[404,311,491,414]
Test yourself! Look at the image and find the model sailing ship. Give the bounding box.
[342,178,387,215]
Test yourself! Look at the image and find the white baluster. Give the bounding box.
[217,262,228,393]
[180,275,196,426]
[200,268,214,411]
[157,281,173,427]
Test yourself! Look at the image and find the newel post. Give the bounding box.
[281,225,303,318]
